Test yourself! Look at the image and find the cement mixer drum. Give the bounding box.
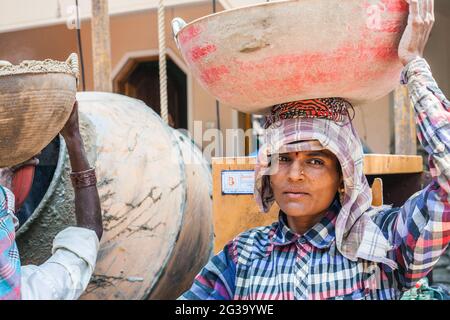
[16,92,213,300]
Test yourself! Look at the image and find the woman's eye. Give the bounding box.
[278,155,290,162]
[308,159,324,165]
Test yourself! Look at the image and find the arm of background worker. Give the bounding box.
[376,57,450,289]
[20,226,99,300]
[0,183,99,300]
[21,101,103,300]
[178,243,236,300]
[62,101,103,240]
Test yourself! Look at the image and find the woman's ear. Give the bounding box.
[339,175,344,192]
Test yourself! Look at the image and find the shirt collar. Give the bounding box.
[271,200,340,249]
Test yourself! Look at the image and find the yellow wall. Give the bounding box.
[353,95,392,154]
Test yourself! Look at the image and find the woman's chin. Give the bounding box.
[280,202,313,218]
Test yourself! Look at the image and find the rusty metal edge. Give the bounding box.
[16,135,67,238]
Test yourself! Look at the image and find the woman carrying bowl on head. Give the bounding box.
[0,101,103,300]
[179,0,450,300]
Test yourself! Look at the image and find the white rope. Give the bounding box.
[158,0,169,125]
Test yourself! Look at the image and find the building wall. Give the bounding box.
[0,0,209,33]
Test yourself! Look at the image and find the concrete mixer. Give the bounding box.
[16,92,213,300]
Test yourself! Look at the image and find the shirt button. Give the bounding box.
[435,143,445,153]
[299,237,307,245]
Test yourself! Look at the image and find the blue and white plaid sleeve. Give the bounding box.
[374,58,450,289]
[0,185,21,300]
[178,243,236,300]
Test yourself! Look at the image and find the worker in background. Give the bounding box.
[180,0,450,300]
[0,101,102,300]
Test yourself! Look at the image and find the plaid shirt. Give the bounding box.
[180,58,450,300]
[0,186,21,300]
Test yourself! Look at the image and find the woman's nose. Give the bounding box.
[287,161,305,182]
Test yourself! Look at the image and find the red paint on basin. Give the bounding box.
[228,42,397,87]
[179,25,202,45]
[202,41,399,103]
[377,20,404,33]
[382,0,409,13]
[363,0,408,12]
[198,39,398,101]
[175,0,408,112]
[189,44,217,62]
[201,65,230,84]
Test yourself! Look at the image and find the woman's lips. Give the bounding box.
[283,192,310,199]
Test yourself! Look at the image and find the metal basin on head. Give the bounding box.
[173,0,409,114]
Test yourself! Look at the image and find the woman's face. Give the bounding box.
[270,149,342,219]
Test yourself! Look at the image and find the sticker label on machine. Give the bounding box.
[221,170,255,195]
